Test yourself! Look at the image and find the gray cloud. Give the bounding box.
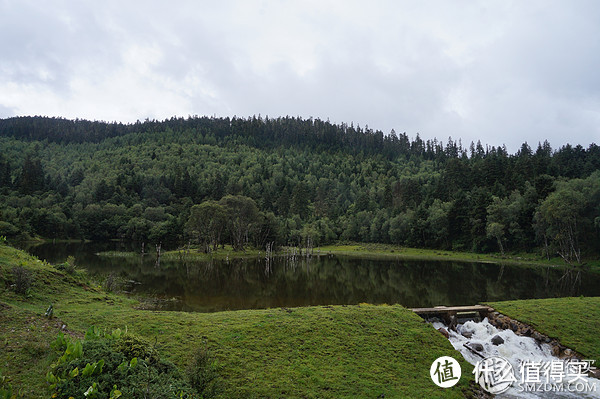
[0,0,599,151]
[0,103,14,118]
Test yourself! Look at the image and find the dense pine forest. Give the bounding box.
[0,116,599,262]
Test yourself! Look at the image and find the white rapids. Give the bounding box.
[432,318,600,398]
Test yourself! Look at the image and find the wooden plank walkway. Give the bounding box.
[410,305,494,327]
[410,305,494,315]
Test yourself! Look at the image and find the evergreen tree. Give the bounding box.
[17,154,45,194]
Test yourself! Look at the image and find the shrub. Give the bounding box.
[111,334,159,364]
[11,266,32,295]
[102,272,122,293]
[56,256,77,274]
[187,346,222,398]
[48,331,197,399]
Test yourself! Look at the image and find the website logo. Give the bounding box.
[473,356,597,395]
[473,356,517,394]
[430,356,461,388]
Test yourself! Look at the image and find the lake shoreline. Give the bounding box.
[92,241,598,272]
[1,244,598,398]
[0,244,477,398]
[20,240,600,311]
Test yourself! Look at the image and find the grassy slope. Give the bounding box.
[488,297,600,363]
[0,244,475,398]
[0,245,87,394]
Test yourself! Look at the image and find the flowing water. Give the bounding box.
[432,319,599,398]
[17,241,600,312]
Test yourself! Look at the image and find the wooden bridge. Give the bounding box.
[410,305,494,326]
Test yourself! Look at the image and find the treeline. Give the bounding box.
[0,116,599,262]
[2,115,600,171]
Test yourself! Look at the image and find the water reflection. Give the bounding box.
[18,242,600,312]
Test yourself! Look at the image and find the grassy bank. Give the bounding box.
[98,241,583,268]
[488,297,600,363]
[93,239,600,275]
[1,244,476,398]
[97,244,264,261]
[318,243,600,272]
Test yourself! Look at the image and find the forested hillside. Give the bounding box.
[0,116,599,261]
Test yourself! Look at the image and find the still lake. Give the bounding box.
[18,241,600,312]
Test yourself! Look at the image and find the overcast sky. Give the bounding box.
[1,1,599,152]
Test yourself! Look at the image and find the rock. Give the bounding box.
[495,317,506,328]
[563,349,573,357]
[461,331,473,339]
[438,328,450,338]
[551,345,561,357]
[448,315,458,331]
[510,321,519,332]
[491,335,504,346]
[470,343,484,352]
[532,331,543,341]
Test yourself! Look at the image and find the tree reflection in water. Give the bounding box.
[18,241,600,313]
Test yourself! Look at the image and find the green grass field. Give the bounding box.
[1,244,477,398]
